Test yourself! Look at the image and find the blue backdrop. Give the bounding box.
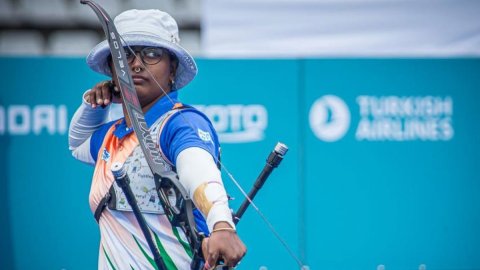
[0,57,479,270]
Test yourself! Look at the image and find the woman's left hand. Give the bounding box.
[201,222,246,269]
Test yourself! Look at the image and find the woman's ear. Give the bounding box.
[170,61,177,76]
[168,53,179,89]
[169,53,179,75]
[169,64,177,88]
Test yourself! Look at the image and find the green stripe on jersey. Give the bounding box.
[172,226,193,258]
[152,231,178,270]
[102,245,117,270]
[132,233,179,270]
[132,235,160,270]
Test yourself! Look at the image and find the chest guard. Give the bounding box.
[95,107,183,221]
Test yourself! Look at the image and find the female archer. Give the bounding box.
[68,8,246,269]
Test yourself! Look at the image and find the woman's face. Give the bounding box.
[110,46,177,111]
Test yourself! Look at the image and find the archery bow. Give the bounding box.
[80,1,306,269]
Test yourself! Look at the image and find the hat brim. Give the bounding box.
[86,33,197,90]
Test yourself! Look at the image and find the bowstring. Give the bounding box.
[121,38,305,268]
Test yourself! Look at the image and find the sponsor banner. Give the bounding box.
[304,59,480,270]
[1,58,479,270]
[0,105,67,135]
[355,95,454,141]
[309,95,454,142]
[0,57,103,270]
[0,58,302,270]
[309,95,351,142]
[194,104,268,143]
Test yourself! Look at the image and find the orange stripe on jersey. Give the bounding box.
[89,119,139,214]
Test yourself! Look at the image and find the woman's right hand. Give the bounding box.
[84,80,122,108]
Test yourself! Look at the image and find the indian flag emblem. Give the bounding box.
[197,128,212,143]
[102,147,111,162]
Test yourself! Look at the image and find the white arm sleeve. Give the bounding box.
[68,90,110,165]
[176,147,235,232]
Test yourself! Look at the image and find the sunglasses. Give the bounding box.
[124,46,169,65]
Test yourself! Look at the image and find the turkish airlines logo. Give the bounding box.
[309,95,350,142]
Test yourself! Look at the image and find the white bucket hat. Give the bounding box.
[86,9,197,90]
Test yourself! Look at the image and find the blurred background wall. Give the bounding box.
[0,0,201,56]
[1,1,479,270]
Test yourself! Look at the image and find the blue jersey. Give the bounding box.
[86,92,217,269]
[90,91,220,166]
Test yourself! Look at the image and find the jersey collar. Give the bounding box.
[113,91,179,139]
